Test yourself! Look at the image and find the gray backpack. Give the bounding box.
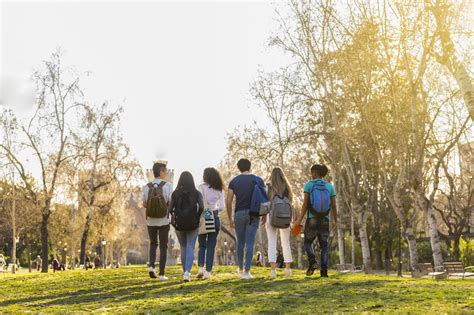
[270,195,292,228]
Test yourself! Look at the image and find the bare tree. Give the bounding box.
[0,50,81,272]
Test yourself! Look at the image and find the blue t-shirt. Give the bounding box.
[229,174,265,212]
[303,179,336,220]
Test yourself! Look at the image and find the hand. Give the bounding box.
[229,220,235,229]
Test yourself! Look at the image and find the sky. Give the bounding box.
[1,0,288,183]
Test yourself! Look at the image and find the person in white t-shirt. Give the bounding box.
[142,162,173,280]
[196,168,226,279]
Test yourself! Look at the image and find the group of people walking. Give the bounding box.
[143,159,337,282]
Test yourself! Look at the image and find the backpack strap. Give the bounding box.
[158,181,166,188]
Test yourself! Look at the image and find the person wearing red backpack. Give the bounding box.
[143,162,173,280]
[293,164,338,278]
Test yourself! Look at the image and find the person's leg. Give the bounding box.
[303,237,316,265]
[175,230,187,272]
[147,226,158,268]
[318,225,330,277]
[234,210,249,271]
[197,233,207,268]
[266,218,278,269]
[184,228,199,272]
[205,216,220,272]
[244,215,259,272]
[158,224,170,276]
[280,227,293,264]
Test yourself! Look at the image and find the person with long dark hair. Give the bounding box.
[169,171,204,282]
[196,167,225,279]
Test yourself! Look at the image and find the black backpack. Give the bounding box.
[171,190,200,231]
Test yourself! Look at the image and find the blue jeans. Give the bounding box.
[234,209,259,271]
[304,218,329,272]
[175,228,199,273]
[198,213,221,272]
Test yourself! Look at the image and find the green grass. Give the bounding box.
[1,266,473,313]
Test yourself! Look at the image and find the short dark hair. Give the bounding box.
[311,164,329,177]
[237,159,251,173]
[152,162,167,178]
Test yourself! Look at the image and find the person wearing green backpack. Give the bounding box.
[293,164,338,278]
[142,162,173,280]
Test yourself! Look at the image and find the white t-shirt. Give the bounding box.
[198,183,225,212]
[142,178,173,226]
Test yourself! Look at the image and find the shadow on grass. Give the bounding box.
[2,268,471,313]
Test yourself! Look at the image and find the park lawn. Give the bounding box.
[0,266,473,313]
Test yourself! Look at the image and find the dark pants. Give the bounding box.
[304,218,329,274]
[198,213,221,272]
[147,224,170,275]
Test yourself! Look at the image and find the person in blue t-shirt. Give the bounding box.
[226,158,265,280]
[294,164,338,278]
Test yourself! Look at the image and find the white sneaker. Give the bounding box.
[183,271,191,282]
[270,269,277,278]
[148,267,157,279]
[284,269,292,277]
[242,271,253,280]
[197,267,204,279]
[203,271,212,279]
[236,268,243,276]
[159,275,169,281]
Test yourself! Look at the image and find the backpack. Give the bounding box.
[270,195,292,228]
[146,181,168,218]
[250,176,269,216]
[309,180,331,218]
[171,190,201,231]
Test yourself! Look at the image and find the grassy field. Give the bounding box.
[1,266,473,313]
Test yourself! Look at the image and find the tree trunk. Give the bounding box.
[415,190,443,267]
[358,211,372,273]
[351,212,355,265]
[40,211,50,273]
[452,236,461,261]
[79,212,93,265]
[11,184,16,274]
[426,204,444,267]
[433,8,474,120]
[336,193,345,265]
[404,226,418,271]
[388,196,419,269]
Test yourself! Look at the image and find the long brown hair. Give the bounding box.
[268,167,293,202]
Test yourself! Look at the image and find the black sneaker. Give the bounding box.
[306,262,317,276]
[148,267,158,279]
[320,270,328,278]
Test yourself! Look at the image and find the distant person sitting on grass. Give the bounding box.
[94,255,102,269]
[85,256,92,270]
[52,257,61,272]
[293,164,337,278]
